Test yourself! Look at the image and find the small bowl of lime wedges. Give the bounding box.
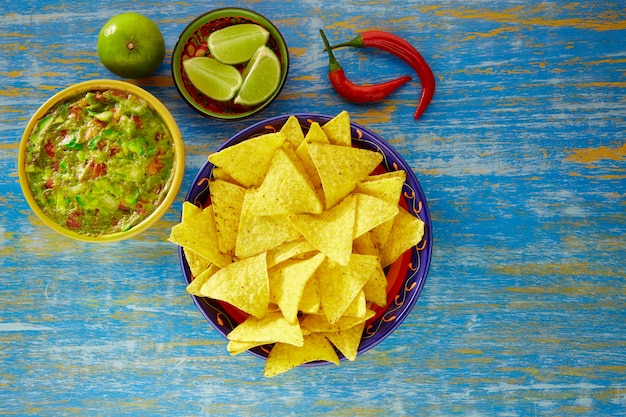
[172,8,289,120]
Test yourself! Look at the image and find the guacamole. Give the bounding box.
[24,89,176,236]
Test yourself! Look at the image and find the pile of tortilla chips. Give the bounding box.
[169,111,425,377]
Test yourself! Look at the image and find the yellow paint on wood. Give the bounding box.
[565,143,626,164]
[287,47,307,58]
[460,26,518,42]
[432,5,626,31]
[455,348,484,355]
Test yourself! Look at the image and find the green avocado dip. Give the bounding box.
[24,89,176,236]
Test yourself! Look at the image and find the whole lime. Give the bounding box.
[97,12,165,79]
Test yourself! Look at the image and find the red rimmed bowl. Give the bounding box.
[171,8,289,120]
[178,113,432,363]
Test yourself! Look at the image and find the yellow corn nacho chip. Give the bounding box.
[266,238,317,268]
[181,201,202,221]
[307,141,383,209]
[209,178,246,256]
[323,319,366,361]
[353,193,399,238]
[280,115,305,149]
[227,311,304,346]
[168,205,232,268]
[185,263,220,295]
[321,110,351,147]
[362,262,388,307]
[355,170,406,205]
[317,254,378,324]
[300,308,375,333]
[298,275,321,314]
[183,246,212,279]
[264,333,340,378]
[304,121,329,144]
[191,252,270,318]
[208,132,286,188]
[288,195,356,266]
[295,122,330,201]
[380,208,426,268]
[352,231,379,257]
[341,289,367,318]
[245,147,323,216]
[236,191,301,258]
[227,340,269,356]
[369,219,395,256]
[268,252,326,324]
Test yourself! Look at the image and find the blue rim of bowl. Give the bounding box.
[171,7,289,120]
[178,113,432,364]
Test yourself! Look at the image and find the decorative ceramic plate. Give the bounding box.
[179,113,432,362]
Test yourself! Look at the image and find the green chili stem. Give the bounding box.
[319,29,342,73]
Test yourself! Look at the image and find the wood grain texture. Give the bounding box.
[1,1,624,415]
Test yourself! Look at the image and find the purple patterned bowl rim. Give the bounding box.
[178,113,433,364]
[171,7,290,120]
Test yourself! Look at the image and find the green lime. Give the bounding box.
[182,57,243,101]
[208,23,270,65]
[97,12,165,79]
[234,46,282,106]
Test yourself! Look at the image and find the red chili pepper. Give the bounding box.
[330,30,436,119]
[319,29,412,103]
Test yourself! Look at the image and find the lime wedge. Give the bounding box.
[234,46,282,106]
[182,57,243,101]
[208,23,270,65]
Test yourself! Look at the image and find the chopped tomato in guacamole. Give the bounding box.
[24,89,176,236]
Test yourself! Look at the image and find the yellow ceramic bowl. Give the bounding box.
[18,79,185,242]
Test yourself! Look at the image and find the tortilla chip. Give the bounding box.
[295,122,330,201]
[208,132,286,188]
[168,205,232,268]
[280,115,305,149]
[355,170,406,205]
[227,311,304,346]
[264,333,340,378]
[191,252,269,318]
[352,231,379,257]
[288,195,356,266]
[341,290,367,318]
[211,166,235,183]
[236,191,301,258]
[183,247,213,278]
[321,110,351,147]
[317,254,378,324]
[268,253,325,323]
[298,275,321,314]
[245,148,323,216]
[227,340,269,356]
[369,218,395,255]
[185,263,220,296]
[209,179,246,256]
[181,201,202,221]
[380,208,426,267]
[362,262,388,307]
[324,319,366,361]
[300,309,375,333]
[307,141,383,209]
[353,193,399,238]
[303,122,330,145]
[266,238,317,268]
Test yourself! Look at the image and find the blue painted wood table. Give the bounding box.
[1,1,625,415]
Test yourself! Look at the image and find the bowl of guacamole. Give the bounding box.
[18,79,185,242]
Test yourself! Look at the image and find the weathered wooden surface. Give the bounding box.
[1,1,625,415]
